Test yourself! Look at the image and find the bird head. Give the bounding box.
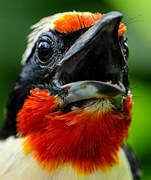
[2,11,133,174]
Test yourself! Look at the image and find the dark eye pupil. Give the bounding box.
[38,41,53,62]
[119,36,129,60]
[123,42,129,59]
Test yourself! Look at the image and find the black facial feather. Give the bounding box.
[0,20,129,139]
[0,30,87,139]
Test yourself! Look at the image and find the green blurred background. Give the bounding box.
[0,0,150,179]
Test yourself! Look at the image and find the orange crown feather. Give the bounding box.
[53,12,126,36]
[22,12,127,65]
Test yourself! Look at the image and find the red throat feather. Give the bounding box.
[53,12,126,36]
[17,89,133,175]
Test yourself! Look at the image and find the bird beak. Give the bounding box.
[52,11,127,105]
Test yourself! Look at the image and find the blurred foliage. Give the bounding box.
[0,0,150,179]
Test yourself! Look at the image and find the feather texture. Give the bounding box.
[0,137,133,180]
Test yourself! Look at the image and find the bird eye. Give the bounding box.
[123,41,129,59]
[119,36,129,60]
[37,41,53,63]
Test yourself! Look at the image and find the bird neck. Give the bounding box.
[17,89,133,175]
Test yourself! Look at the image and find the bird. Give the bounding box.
[0,11,141,180]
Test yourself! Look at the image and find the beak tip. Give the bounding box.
[95,11,123,27]
[106,11,123,20]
